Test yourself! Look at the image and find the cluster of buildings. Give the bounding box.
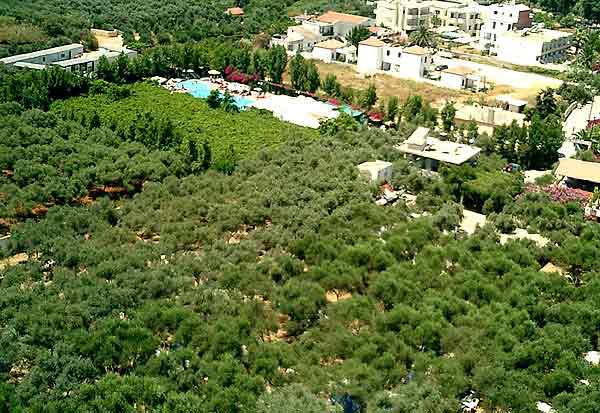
[0,30,136,73]
[271,1,573,72]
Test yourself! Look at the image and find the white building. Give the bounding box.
[478,3,532,52]
[496,28,572,65]
[396,45,432,78]
[358,37,387,73]
[440,66,480,89]
[375,0,431,33]
[429,1,482,38]
[271,11,372,53]
[358,160,394,184]
[397,127,481,171]
[312,39,347,63]
[0,44,84,67]
[316,11,373,37]
[0,43,137,73]
[357,38,432,77]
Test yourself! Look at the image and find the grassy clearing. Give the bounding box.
[306,60,470,106]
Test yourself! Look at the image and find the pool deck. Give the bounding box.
[163,77,342,129]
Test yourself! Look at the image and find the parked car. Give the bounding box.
[435,64,449,71]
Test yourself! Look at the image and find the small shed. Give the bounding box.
[358,160,393,184]
[440,66,478,90]
[495,94,528,113]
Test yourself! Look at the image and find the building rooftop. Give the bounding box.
[317,11,370,24]
[289,25,320,42]
[0,43,83,65]
[500,28,571,42]
[495,94,528,107]
[455,104,526,127]
[52,49,128,67]
[402,45,430,55]
[314,39,346,50]
[13,61,47,70]
[358,160,393,170]
[359,37,386,47]
[556,159,600,184]
[397,127,481,165]
[226,7,245,16]
[442,66,475,76]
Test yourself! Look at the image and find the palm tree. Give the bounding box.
[409,25,437,49]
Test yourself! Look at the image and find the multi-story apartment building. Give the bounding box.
[375,0,431,33]
[478,3,531,51]
[429,1,482,37]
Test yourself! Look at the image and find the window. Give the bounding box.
[386,50,390,56]
[492,22,496,29]
[397,52,401,57]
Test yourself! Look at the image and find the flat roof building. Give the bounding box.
[496,28,572,65]
[0,43,84,67]
[1,43,136,73]
[358,160,393,184]
[556,158,600,191]
[397,126,481,170]
[454,103,526,135]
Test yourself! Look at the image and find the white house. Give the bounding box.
[357,39,432,78]
[478,3,531,52]
[398,45,432,78]
[375,0,431,33]
[358,160,393,184]
[496,28,572,65]
[440,66,479,90]
[312,39,346,63]
[429,1,482,38]
[316,11,373,37]
[358,37,386,73]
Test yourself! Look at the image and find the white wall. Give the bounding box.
[441,72,466,89]
[400,53,426,78]
[312,47,335,63]
[358,44,383,73]
[496,32,571,65]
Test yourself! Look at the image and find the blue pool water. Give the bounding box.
[176,80,254,109]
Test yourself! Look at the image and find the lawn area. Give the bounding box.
[51,83,318,162]
[306,60,468,106]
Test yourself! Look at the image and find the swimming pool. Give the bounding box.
[176,80,254,109]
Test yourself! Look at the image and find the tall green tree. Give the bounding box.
[409,25,437,48]
[441,102,456,133]
[266,45,288,84]
[362,83,378,110]
[348,26,371,49]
